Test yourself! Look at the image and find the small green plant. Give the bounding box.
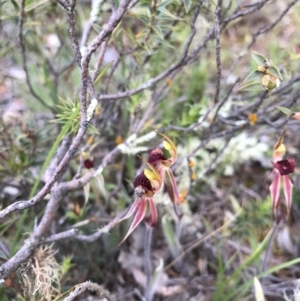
[240,51,283,91]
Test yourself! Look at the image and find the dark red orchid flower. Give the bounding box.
[83,159,94,169]
[269,130,295,218]
[119,161,163,244]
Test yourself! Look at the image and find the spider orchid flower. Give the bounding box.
[119,161,163,244]
[148,132,181,204]
[269,129,295,218]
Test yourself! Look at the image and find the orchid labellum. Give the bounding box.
[269,129,295,219]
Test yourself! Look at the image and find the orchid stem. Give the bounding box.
[144,224,153,301]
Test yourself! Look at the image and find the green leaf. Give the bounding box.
[252,51,267,66]
[239,81,262,91]
[267,65,283,81]
[94,61,113,85]
[158,0,175,8]
[152,25,164,39]
[232,257,300,300]
[93,173,107,199]
[142,41,152,54]
[25,0,49,13]
[276,106,292,116]
[223,229,273,301]
[129,12,150,24]
[162,215,181,258]
[83,182,90,205]
[61,255,75,275]
[253,277,265,301]
[243,70,262,84]
[182,0,192,13]
[152,35,174,48]
[157,7,183,20]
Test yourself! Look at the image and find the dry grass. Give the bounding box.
[20,244,62,301]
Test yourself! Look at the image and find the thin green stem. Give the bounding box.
[144,224,153,301]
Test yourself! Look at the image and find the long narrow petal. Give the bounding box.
[269,169,281,214]
[148,198,158,227]
[120,199,147,244]
[167,169,180,204]
[282,175,293,219]
[117,198,140,224]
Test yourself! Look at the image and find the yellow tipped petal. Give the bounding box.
[143,160,161,179]
[141,159,163,192]
[273,129,286,161]
[81,151,89,160]
[144,168,162,192]
[144,168,156,180]
[163,140,172,150]
[156,131,177,163]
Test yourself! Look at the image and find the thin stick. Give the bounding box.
[214,3,222,103]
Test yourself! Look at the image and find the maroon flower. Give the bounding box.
[272,158,295,176]
[148,148,167,166]
[269,130,295,219]
[133,173,154,197]
[118,162,163,244]
[83,159,94,169]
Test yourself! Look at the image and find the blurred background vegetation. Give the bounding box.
[1,0,300,300]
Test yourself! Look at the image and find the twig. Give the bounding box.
[223,0,269,26]
[59,0,82,67]
[178,0,203,66]
[92,40,108,82]
[214,3,222,103]
[98,18,213,102]
[250,0,298,46]
[62,280,114,301]
[80,0,131,115]
[212,78,240,123]
[44,207,129,243]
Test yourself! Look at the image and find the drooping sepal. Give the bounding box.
[118,198,140,224]
[269,169,281,215]
[145,197,158,227]
[120,199,147,245]
[166,169,180,204]
[282,175,293,219]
